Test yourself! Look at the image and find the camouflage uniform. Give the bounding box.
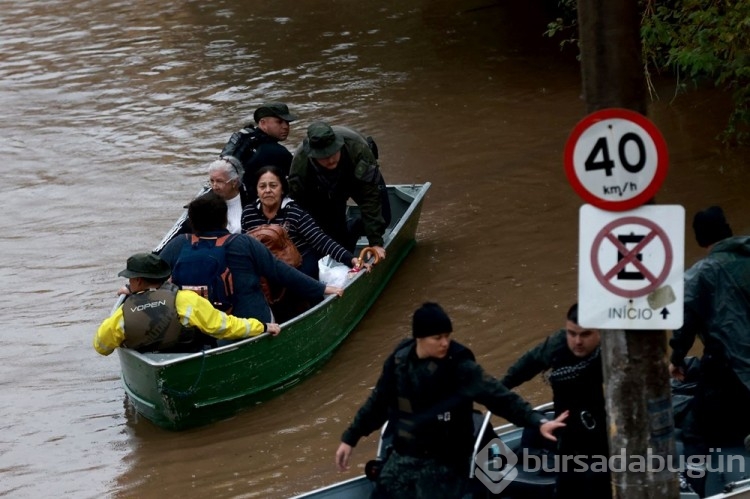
[289,125,386,249]
[341,338,547,498]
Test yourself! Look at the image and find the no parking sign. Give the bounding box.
[578,204,684,329]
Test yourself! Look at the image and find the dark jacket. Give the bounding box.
[342,339,546,471]
[169,188,253,241]
[502,329,607,456]
[158,229,325,323]
[221,124,293,186]
[289,126,386,247]
[670,236,750,391]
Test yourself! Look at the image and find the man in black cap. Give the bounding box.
[289,121,390,260]
[94,252,281,356]
[219,102,298,189]
[335,302,567,498]
[669,206,750,496]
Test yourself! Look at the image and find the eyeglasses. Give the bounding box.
[209,177,231,186]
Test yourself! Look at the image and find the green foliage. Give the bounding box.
[543,0,750,144]
[643,0,750,143]
[544,0,579,52]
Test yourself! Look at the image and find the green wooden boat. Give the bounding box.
[115,183,431,430]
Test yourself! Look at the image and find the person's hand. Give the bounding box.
[325,286,344,297]
[539,410,569,442]
[335,442,353,472]
[117,284,132,296]
[669,363,686,382]
[350,257,373,272]
[265,323,281,336]
[372,246,386,262]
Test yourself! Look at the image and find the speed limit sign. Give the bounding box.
[564,108,669,211]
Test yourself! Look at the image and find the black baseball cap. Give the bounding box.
[253,102,298,123]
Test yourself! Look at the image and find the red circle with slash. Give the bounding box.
[590,216,673,298]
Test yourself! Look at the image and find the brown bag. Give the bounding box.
[247,224,303,304]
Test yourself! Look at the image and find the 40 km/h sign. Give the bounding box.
[564,108,669,212]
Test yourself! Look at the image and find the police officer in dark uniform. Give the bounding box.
[670,206,750,496]
[335,302,566,499]
[220,102,297,188]
[501,304,610,499]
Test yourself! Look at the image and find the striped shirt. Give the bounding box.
[241,197,355,267]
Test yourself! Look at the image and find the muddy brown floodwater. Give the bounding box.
[0,0,746,497]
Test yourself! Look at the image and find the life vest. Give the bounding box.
[389,339,476,470]
[121,283,185,353]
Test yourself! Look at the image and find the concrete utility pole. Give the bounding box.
[576,1,680,498]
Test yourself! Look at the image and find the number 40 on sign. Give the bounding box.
[564,108,669,212]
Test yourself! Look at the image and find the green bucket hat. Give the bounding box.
[306,121,344,159]
[118,253,171,280]
[253,102,298,123]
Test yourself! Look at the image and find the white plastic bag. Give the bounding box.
[318,256,350,288]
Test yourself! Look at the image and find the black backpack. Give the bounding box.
[220,125,262,169]
[171,234,238,313]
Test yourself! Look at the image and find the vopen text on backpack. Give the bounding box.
[171,234,237,312]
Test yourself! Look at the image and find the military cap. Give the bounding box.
[306,121,345,159]
[118,253,171,280]
[253,102,298,123]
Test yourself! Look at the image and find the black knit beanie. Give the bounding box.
[412,302,453,338]
[692,206,733,248]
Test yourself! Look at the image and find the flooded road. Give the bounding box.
[1,0,747,497]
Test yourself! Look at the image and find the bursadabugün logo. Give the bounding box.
[474,438,518,494]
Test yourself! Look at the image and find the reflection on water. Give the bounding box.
[1,0,747,497]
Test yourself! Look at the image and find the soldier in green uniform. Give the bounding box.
[335,302,566,499]
[289,121,389,260]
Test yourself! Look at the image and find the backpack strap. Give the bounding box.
[188,233,238,247]
[216,233,239,247]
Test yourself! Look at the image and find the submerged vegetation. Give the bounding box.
[545,0,750,145]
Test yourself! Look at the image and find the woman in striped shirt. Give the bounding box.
[241,166,359,279]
